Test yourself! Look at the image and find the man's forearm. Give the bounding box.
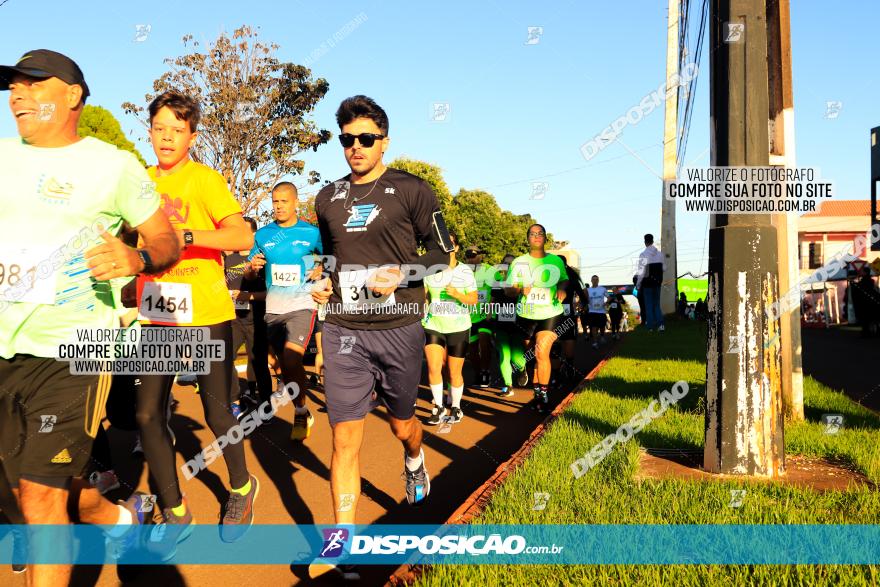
[189,226,254,252]
[142,233,180,273]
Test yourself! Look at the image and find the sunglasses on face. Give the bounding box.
[528,231,545,237]
[339,133,385,148]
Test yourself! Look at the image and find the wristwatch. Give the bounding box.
[137,249,155,274]
[183,230,194,248]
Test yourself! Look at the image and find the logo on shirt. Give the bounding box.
[290,240,312,247]
[160,193,190,224]
[344,204,381,232]
[330,180,349,202]
[37,175,74,205]
[384,187,395,195]
[319,528,349,558]
[51,448,72,464]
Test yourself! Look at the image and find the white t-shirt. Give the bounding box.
[587,286,608,314]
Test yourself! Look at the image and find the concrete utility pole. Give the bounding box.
[660,0,680,315]
[704,0,785,476]
[767,0,804,421]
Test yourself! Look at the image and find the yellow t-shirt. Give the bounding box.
[137,160,241,326]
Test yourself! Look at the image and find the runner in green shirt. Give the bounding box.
[423,235,477,425]
[504,223,568,412]
[464,246,494,388]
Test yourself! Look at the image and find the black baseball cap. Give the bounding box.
[0,49,90,98]
[464,246,482,256]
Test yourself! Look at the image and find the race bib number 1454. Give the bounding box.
[139,282,194,323]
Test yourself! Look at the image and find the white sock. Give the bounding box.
[405,449,424,472]
[294,405,308,415]
[430,383,443,407]
[451,385,464,409]
[106,504,133,537]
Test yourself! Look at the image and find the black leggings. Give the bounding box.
[136,321,249,509]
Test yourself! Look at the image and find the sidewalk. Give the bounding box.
[1,333,610,587]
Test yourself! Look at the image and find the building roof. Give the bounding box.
[803,200,872,217]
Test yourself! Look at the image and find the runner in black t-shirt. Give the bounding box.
[224,217,271,412]
[309,96,453,581]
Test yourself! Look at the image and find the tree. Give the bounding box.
[122,25,332,215]
[388,157,454,211]
[77,105,146,166]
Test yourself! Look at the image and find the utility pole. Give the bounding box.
[660,0,680,316]
[767,0,804,421]
[704,0,785,477]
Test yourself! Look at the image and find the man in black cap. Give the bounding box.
[0,50,180,583]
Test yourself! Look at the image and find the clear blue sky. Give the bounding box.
[1,0,876,284]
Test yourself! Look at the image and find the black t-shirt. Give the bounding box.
[224,252,266,317]
[315,168,442,330]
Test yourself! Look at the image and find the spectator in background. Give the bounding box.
[632,276,644,324]
[635,233,666,332]
[677,292,688,317]
[853,266,880,337]
[608,292,626,339]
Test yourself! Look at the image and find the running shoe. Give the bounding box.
[106,491,150,562]
[403,449,430,505]
[11,526,26,574]
[516,369,529,388]
[533,387,549,412]
[147,501,194,562]
[290,409,314,441]
[230,401,244,421]
[498,386,514,398]
[131,435,143,456]
[448,407,464,423]
[89,469,121,495]
[308,561,361,581]
[479,371,490,388]
[221,475,259,543]
[427,404,447,425]
[658,324,666,332]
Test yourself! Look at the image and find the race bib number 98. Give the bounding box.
[0,245,57,305]
[139,282,194,323]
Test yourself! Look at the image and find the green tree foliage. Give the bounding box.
[388,157,454,211]
[77,105,146,166]
[122,25,331,215]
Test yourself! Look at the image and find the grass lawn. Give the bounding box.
[417,319,880,586]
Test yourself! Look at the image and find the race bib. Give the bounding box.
[139,282,194,323]
[563,304,571,316]
[430,300,460,316]
[477,290,489,304]
[590,296,605,313]
[498,304,516,322]
[527,287,552,306]
[231,291,250,311]
[338,269,396,308]
[0,245,57,305]
[317,303,328,321]
[271,265,301,288]
[610,302,619,309]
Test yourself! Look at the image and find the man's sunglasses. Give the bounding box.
[339,133,385,148]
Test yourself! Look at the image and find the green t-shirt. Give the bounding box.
[468,262,494,323]
[422,264,476,334]
[507,253,567,320]
[0,137,159,359]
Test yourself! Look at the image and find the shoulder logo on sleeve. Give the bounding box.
[330,180,349,202]
[51,448,72,464]
[344,204,381,232]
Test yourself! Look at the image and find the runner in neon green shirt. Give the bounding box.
[423,235,477,425]
[465,247,495,388]
[504,223,568,412]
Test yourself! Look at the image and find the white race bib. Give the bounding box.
[589,295,605,313]
[563,304,571,316]
[477,289,489,304]
[338,269,396,307]
[498,304,516,322]
[526,287,552,306]
[231,291,250,311]
[271,265,301,288]
[0,245,57,305]
[139,282,194,323]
